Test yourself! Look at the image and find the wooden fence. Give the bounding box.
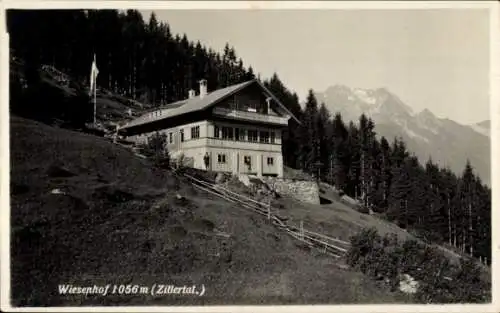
[179,172,351,258]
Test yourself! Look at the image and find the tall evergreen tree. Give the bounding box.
[299,89,320,173]
[330,113,349,191]
[317,102,332,181]
[346,122,361,198]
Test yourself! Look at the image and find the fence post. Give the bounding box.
[267,197,271,220]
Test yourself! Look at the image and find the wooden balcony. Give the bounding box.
[212,107,289,126]
[206,138,282,152]
[174,137,282,152]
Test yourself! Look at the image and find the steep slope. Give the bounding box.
[10,116,404,306]
[315,86,491,185]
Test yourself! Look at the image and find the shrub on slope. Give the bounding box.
[346,227,490,303]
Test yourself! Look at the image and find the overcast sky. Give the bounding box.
[141,9,490,124]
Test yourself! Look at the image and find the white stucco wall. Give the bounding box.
[126,119,286,177]
[183,147,283,177]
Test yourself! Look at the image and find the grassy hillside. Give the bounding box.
[279,194,414,243]
[10,116,406,306]
[273,179,486,268]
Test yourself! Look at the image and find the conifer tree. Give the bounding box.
[346,122,361,198]
[317,103,331,181]
[299,90,320,173]
[330,113,349,191]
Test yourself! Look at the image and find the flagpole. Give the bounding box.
[93,81,97,125]
[92,53,97,125]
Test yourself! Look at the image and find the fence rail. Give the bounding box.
[180,171,351,258]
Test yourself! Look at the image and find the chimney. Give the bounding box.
[199,79,207,98]
[188,89,196,99]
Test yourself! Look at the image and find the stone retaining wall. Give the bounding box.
[264,177,320,205]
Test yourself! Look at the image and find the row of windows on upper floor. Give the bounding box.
[214,126,277,144]
[161,125,279,144]
[134,126,199,143]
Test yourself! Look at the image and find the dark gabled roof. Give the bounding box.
[120,79,300,130]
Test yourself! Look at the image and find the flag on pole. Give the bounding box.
[90,54,99,124]
[89,54,99,96]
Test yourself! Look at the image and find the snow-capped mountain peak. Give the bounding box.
[314,84,490,185]
[352,88,377,105]
[316,85,413,123]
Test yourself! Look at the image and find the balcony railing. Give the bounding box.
[213,107,289,126]
[206,138,281,152]
[171,137,281,153]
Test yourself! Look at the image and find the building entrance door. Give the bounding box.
[244,155,252,173]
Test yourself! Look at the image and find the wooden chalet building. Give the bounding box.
[118,79,299,178]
